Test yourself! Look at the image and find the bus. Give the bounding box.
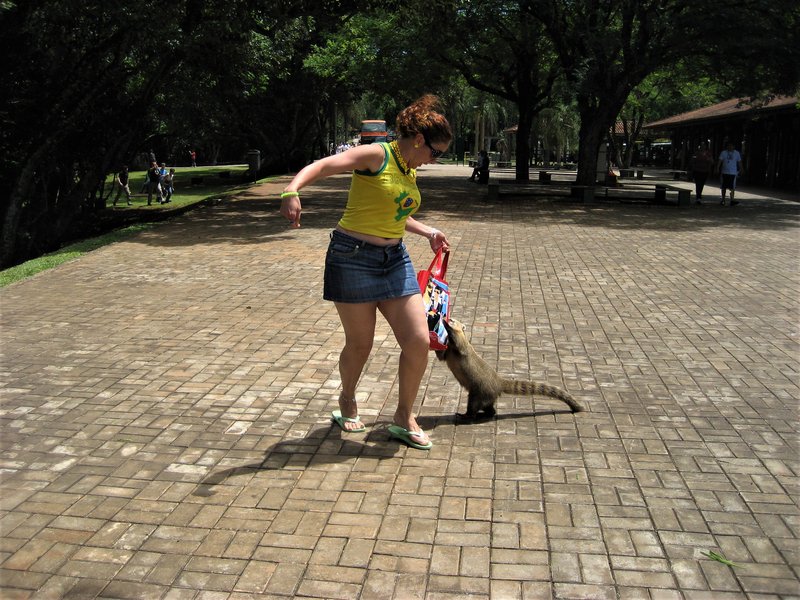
[360,120,388,144]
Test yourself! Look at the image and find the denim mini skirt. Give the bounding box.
[323,230,420,303]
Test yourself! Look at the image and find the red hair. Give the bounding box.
[395,94,453,144]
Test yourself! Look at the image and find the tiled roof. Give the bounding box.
[644,96,798,129]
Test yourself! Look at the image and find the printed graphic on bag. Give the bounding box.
[423,277,449,347]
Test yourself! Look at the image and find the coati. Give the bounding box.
[435,318,583,418]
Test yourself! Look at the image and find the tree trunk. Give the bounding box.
[514,106,534,182]
[575,90,630,186]
[575,117,606,186]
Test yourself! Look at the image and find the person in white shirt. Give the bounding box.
[716,141,743,206]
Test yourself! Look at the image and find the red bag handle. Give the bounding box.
[428,248,449,279]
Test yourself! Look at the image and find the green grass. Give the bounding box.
[1,165,277,287]
[701,550,743,568]
[0,224,159,287]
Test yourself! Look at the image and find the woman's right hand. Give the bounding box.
[280,195,302,228]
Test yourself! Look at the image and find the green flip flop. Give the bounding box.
[388,424,433,450]
[331,410,366,433]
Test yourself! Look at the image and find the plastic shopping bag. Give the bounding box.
[417,248,451,351]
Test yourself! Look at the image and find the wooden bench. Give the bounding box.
[669,170,687,181]
[655,184,691,206]
[619,168,634,178]
[570,185,596,203]
[538,171,552,183]
[496,161,512,168]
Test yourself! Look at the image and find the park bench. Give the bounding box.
[655,183,691,206]
[620,168,645,179]
[568,183,689,205]
[570,185,596,202]
[538,171,552,183]
[496,161,512,168]
[669,170,687,180]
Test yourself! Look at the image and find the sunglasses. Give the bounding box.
[423,135,445,159]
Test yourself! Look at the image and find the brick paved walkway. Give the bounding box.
[2,164,799,599]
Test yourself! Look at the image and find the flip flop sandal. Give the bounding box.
[331,410,366,433]
[388,424,433,450]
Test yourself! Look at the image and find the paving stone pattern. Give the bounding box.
[1,165,799,599]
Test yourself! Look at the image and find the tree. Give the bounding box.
[304,11,461,130]
[533,104,576,166]
[0,0,264,267]
[526,0,800,186]
[525,1,681,185]
[411,0,560,181]
[613,68,725,168]
[0,0,370,267]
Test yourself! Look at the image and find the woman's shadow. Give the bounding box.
[192,407,575,497]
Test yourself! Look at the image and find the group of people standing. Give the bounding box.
[689,141,743,206]
[144,161,176,206]
[113,161,176,207]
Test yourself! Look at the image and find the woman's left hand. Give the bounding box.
[430,229,450,252]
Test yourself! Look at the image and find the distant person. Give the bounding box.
[149,149,157,164]
[113,165,132,206]
[146,161,164,205]
[497,138,510,163]
[189,150,197,167]
[716,141,743,206]
[468,150,489,183]
[689,143,714,204]
[162,168,175,203]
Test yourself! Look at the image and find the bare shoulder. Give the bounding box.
[318,143,385,174]
[348,143,386,172]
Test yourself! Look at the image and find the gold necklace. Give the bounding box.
[390,140,410,175]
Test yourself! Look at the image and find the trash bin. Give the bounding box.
[247,149,261,182]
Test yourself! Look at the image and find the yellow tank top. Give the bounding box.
[338,142,420,238]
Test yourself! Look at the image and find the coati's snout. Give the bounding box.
[435,318,465,361]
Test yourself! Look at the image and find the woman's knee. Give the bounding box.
[398,328,430,357]
[343,338,373,361]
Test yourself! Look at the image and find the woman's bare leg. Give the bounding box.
[378,293,431,443]
[334,301,377,430]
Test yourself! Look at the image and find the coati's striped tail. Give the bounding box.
[501,380,584,412]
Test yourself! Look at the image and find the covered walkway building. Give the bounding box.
[644,96,799,191]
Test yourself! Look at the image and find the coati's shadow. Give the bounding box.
[416,408,578,429]
[194,408,579,496]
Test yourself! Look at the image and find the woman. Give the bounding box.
[689,142,713,203]
[279,94,452,450]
